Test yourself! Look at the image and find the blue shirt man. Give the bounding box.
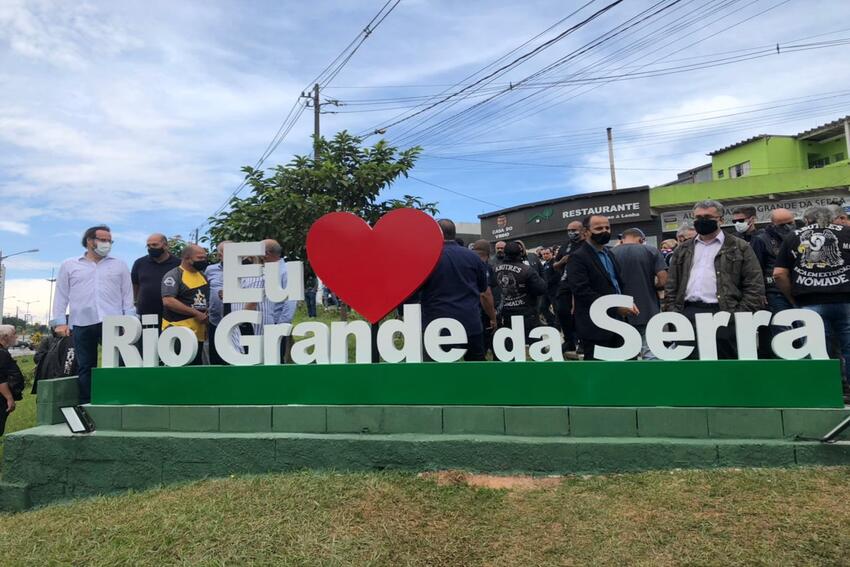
[417,220,493,361]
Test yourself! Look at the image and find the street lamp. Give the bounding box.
[0,248,40,325]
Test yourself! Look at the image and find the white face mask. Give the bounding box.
[733,220,750,233]
[94,241,112,257]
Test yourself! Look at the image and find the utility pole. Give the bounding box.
[844,118,850,160]
[46,268,56,324]
[313,83,321,163]
[0,248,39,324]
[606,127,617,191]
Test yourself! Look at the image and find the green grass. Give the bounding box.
[2,467,850,565]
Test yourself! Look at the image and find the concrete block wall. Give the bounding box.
[36,377,79,426]
[83,404,850,440]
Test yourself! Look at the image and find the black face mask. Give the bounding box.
[774,222,795,235]
[693,218,719,235]
[147,247,165,258]
[192,260,210,272]
[568,231,582,243]
[590,231,611,245]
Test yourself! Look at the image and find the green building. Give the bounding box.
[651,116,850,235]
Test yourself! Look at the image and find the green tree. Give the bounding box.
[167,235,189,258]
[207,131,437,262]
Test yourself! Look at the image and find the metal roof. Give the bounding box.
[796,115,850,141]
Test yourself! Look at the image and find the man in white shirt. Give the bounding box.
[663,200,764,359]
[51,225,135,403]
[245,239,296,363]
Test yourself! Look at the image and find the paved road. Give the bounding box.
[9,347,35,358]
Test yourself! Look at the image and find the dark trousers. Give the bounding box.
[539,294,558,327]
[464,333,486,361]
[0,403,9,436]
[208,323,227,365]
[757,292,794,359]
[555,292,577,347]
[583,336,621,361]
[305,291,317,317]
[681,302,737,360]
[73,323,102,404]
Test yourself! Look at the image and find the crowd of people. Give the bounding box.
[3,198,849,419]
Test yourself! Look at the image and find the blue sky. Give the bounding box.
[2,0,850,321]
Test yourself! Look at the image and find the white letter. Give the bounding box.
[158,326,198,367]
[646,312,695,361]
[588,295,641,361]
[222,241,264,303]
[771,309,829,360]
[102,315,142,368]
[263,323,292,365]
[215,310,263,366]
[264,261,305,302]
[141,314,160,367]
[528,326,564,362]
[493,316,526,361]
[694,311,731,360]
[423,318,467,362]
[330,320,372,364]
[377,304,423,363]
[291,322,330,364]
[733,310,773,360]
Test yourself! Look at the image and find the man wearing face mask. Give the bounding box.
[161,244,211,365]
[553,220,585,354]
[731,206,758,243]
[567,215,639,361]
[131,234,180,328]
[51,225,135,404]
[663,200,764,359]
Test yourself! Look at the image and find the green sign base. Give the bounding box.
[92,359,843,408]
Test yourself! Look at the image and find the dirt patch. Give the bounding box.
[419,470,563,491]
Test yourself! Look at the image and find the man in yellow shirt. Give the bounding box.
[161,244,210,365]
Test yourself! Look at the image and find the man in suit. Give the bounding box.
[567,215,638,361]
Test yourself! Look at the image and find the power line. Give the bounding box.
[407,176,505,208]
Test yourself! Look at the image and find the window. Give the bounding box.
[717,169,724,179]
[728,161,751,178]
[809,153,830,168]
[835,152,845,162]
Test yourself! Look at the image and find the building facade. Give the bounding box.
[653,116,850,237]
[479,186,657,249]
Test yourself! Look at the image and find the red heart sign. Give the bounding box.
[306,208,444,323]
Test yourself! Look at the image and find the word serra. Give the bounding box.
[103,241,829,368]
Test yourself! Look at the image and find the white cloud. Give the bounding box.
[0,220,28,235]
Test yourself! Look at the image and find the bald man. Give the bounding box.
[161,244,211,365]
[751,207,797,327]
[131,233,180,325]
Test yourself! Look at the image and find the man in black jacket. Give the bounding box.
[0,325,25,436]
[495,241,547,342]
[567,215,638,360]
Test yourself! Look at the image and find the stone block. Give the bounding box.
[327,406,383,434]
[795,442,850,466]
[219,406,272,432]
[504,407,569,436]
[0,482,30,512]
[575,440,717,473]
[782,409,850,440]
[637,408,709,438]
[707,408,784,439]
[84,405,122,430]
[36,402,54,426]
[272,406,327,433]
[122,406,170,431]
[569,407,638,437]
[170,406,220,432]
[442,406,505,434]
[382,406,442,434]
[717,442,795,467]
